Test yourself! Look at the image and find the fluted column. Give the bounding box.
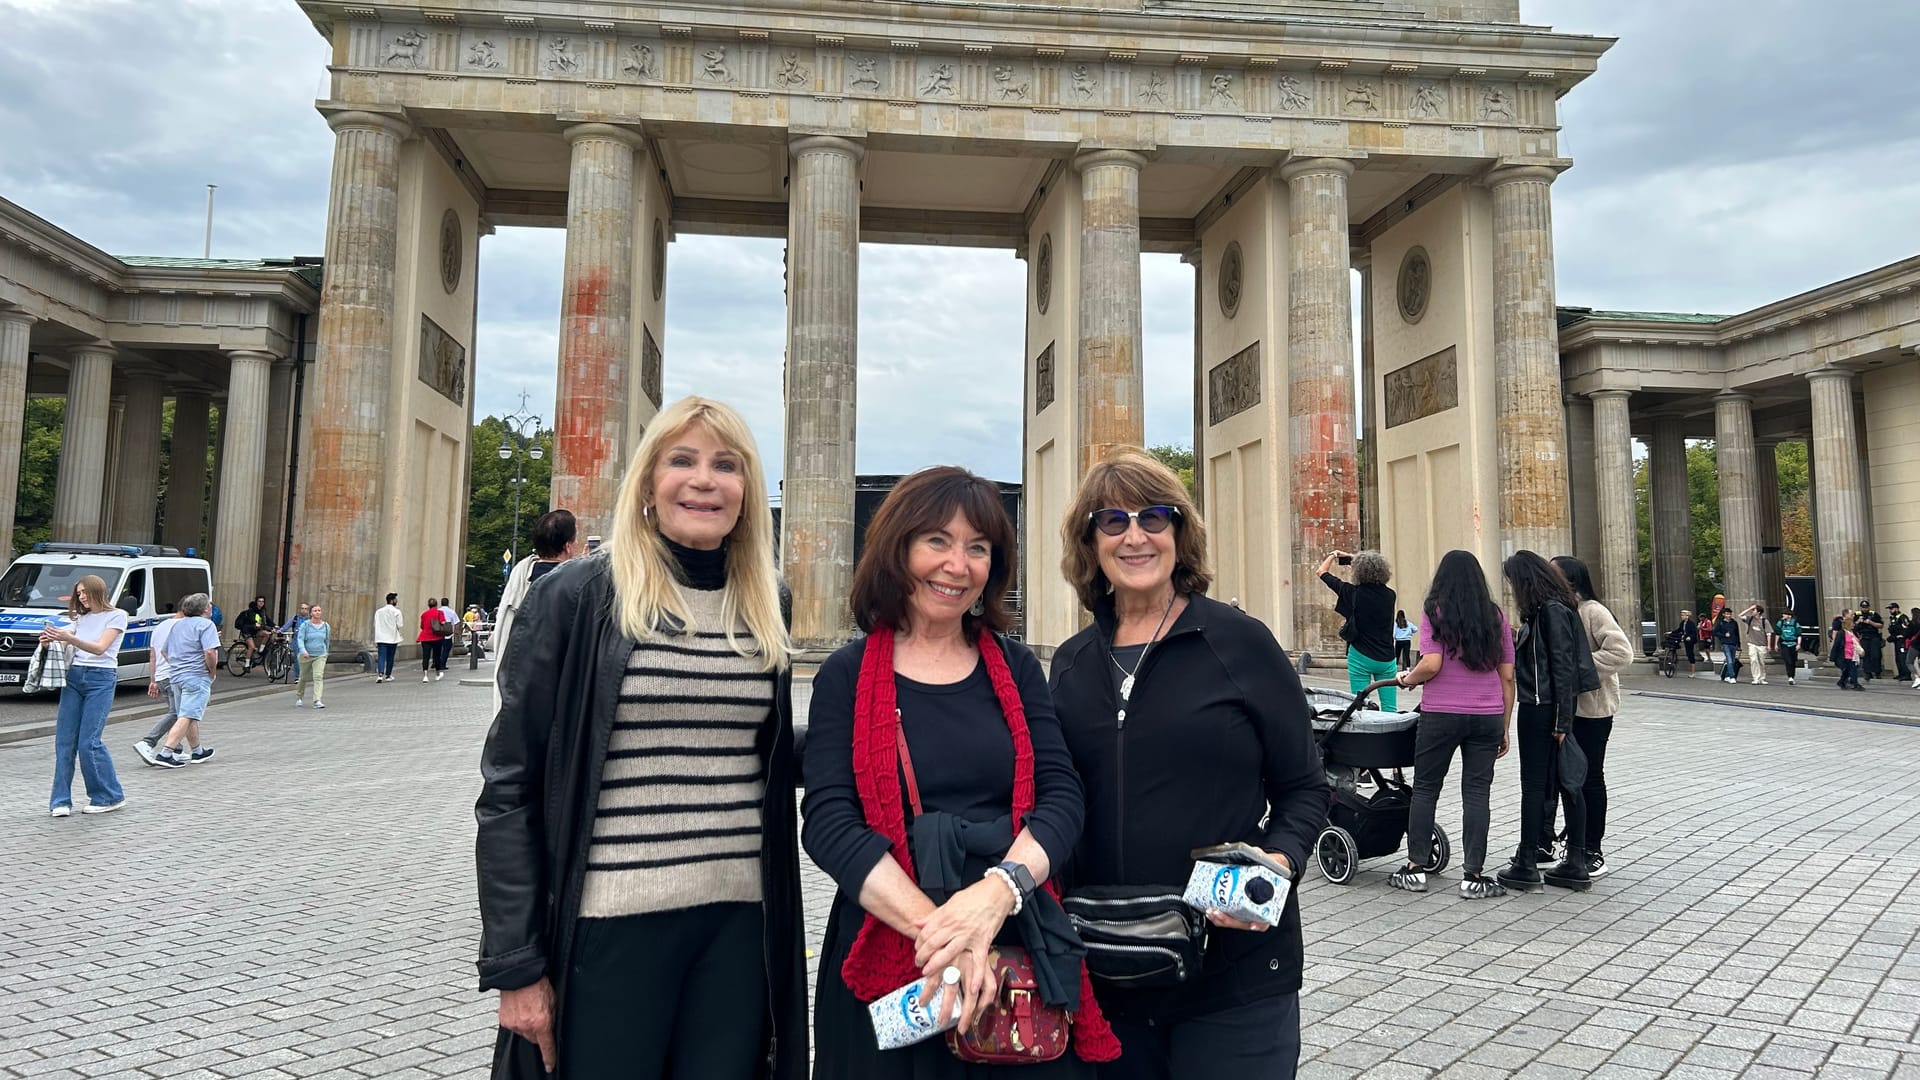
[1357,256,1379,552]
[211,351,274,612]
[782,134,863,649]
[1075,149,1147,470]
[301,109,410,652]
[51,343,115,543]
[1714,393,1763,611]
[99,396,124,535]
[0,309,35,559]
[1649,416,1693,631]
[1282,157,1358,655]
[255,357,296,600]
[1808,368,1870,616]
[164,390,211,552]
[1488,164,1571,559]
[1565,394,1600,563]
[551,123,644,537]
[1591,390,1641,636]
[1756,440,1785,612]
[109,373,167,543]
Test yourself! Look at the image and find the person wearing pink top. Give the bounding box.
[1389,550,1516,899]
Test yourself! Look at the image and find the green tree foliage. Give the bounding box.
[10,399,64,555]
[1145,444,1195,498]
[464,415,554,607]
[1633,439,1813,616]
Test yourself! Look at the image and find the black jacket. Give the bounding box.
[1513,599,1588,734]
[473,555,808,1080]
[1049,592,1328,1023]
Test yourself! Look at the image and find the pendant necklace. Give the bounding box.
[1111,590,1177,726]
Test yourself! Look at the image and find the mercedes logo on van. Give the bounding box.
[1,637,12,653]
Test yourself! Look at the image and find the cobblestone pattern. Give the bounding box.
[4,674,1919,1078]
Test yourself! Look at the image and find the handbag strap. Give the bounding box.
[894,717,924,816]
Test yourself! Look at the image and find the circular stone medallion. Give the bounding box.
[1035,233,1053,316]
[651,219,666,302]
[1397,245,1431,325]
[439,209,462,294]
[1218,241,1244,319]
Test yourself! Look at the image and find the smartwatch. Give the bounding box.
[996,860,1037,901]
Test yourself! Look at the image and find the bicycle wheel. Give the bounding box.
[265,643,293,683]
[225,641,251,678]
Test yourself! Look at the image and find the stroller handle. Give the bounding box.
[1317,677,1404,744]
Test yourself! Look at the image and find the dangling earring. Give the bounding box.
[969,597,985,617]
[642,503,653,523]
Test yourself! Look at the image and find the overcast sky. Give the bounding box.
[3,0,1916,489]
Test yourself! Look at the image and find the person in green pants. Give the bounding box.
[1319,550,1400,711]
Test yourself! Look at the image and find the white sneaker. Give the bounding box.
[82,800,127,815]
[294,698,305,707]
[314,701,326,709]
[49,805,70,818]
[435,671,444,681]
[423,673,431,683]
[133,740,159,767]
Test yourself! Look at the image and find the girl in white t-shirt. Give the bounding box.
[42,574,128,816]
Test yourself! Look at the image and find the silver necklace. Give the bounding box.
[1110,591,1177,723]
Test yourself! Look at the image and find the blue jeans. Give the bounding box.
[51,665,124,810]
[377,642,397,676]
[1720,643,1738,680]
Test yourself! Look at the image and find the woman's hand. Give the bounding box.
[146,681,159,699]
[1553,730,1566,744]
[1204,850,1291,932]
[923,948,1003,1035]
[913,878,1015,981]
[38,626,68,644]
[497,978,558,1071]
[1496,729,1511,759]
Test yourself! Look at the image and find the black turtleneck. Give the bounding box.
[665,538,728,591]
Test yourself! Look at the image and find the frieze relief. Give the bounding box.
[1384,346,1458,428]
[1208,344,1261,426]
[1034,342,1055,414]
[418,314,467,406]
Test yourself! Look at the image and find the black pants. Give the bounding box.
[422,639,451,671]
[1861,638,1883,679]
[1406,711,1502,877]
[1395,641,1413,671]
[1837,659,1861,688]
[1099,992,1299,1080]
[1896,642,1912,681]
[1778,643,1799,680]
[1554,716,1612,855]
[1516,704,1583,865]
[563,903,767,1080]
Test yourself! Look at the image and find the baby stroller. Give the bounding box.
[1309,679,1449,884]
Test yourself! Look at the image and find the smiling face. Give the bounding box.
[903,509,992,634]
[1095,507,1178,601]
[649,422,745,551]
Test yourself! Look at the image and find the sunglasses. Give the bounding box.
[1088,505,1181,537]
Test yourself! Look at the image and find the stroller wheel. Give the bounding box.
[1423,824,1452,874]
[1317,826,1358,885]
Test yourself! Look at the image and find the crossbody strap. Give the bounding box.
[894,713,924,816]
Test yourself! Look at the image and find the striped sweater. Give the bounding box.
[578,585,774,918]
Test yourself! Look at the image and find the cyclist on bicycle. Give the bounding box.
[234,596,271,668]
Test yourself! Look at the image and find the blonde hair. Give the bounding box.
[1060,448,1213,611]
[607,396,791,671]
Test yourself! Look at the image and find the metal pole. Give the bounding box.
[203,184,217,259]
[510,448,524,563]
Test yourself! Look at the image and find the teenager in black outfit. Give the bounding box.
[1497,551,1595,895]
[1049,450,1327,1079]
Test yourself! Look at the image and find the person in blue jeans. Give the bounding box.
[42,574,129,816]
[1713,608,1742,683]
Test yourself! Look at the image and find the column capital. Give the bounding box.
[1072,148,1148,174]
[789,134,865,162]
[1279,155,1356,182]
[1713,390,1754,407]
[1588,388,1633,403]
[0,306,36,330]
[323,108,412,141]
[226,349,281,365]
[68,340,116,363]
[563,122,646,150]
[1483,160,1569,189]
[1805,366,1856,386]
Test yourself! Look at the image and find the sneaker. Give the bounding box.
[294,698,305,707]
[1460,873,1507,899]
[152,750,188,769]
[314,701,326,709]
[423,673,431,683]
[1496,860,1543,893]
[1388,865,1427,893]
[190,748,215,764]
[82,800,127,815]
[435,671,444,681]
[1544,856,1592,892]
[1586,850,1609,878]
[133,740,159,767]
[49,805,71,818]
[1534,842,1556,866]
[1725,677,1736,684]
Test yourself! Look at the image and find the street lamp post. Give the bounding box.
[499,391,544,565]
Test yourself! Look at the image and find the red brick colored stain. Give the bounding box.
[556,266,620,504]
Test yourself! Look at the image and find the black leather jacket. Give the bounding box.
[1513,599,1586,734]
[473,555,808,1080]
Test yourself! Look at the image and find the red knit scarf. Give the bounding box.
[842,627,1120,1062]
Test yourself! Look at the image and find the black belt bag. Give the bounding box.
[1061,885,1207,989]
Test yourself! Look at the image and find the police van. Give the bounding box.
[0,543,214,689]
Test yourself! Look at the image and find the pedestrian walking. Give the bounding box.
[476,396,806,1080]
[419,599,451,681]
[1853,602,1885,680]
[279,602,310,682]
[373,593,403,682]
[1889,604,1912,682]
[1674,609,1699,676]
[1738,603,1772,685]
[134,610,185,766]
[293,605,332,708]
[491,509,578,713]
[1393,610,1416,672]
[1713,607,1741,683]
[43,574,128,816]
[1904,615,1920,689]
[1833,608,1865,690]
[1551,556,1634,880]
[1391,550,1514,899]
[1777,609,1803,685]
[1319,549,1401,711]
[148,593,221,768]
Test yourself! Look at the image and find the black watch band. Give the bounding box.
[997,860,1037,899]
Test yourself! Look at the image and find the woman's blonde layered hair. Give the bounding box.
[1060,449,1213,611]
[607,396,791,671]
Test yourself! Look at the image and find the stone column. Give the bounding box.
[109,373,166,543]
[0,309,34,559]
[1649,416,1693,631]
[1590,390,1641,637]
[782,134,863,649]
[1808,368,1870,616]
[1357,256,1379,552]
[550,123,644,537]
[1756,440,1785,612]
[255,356,297,601]
[99,396,124,535]
[164,390,211,552]
[1075,149,1147,470]
[1488,164,1572,559]
[1564,394,1600,564]
[1714,393,1763,610]
[300,110,410,652]
[1282,157,1359,655]
[1183,248,1205,512]
[51,343,115,543]
[212,351,275,612]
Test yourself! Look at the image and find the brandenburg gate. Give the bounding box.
[292,0,1611,656]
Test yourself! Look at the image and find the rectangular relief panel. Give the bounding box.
[1384,345,1457,428]
[418,314,467,405]
[1034,342,1056,414]
[642,325,663,408]
[1208,342,1261,426]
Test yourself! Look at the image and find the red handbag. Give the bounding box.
[943,948,1070,1065]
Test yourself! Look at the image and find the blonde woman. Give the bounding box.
[43,574,128,816]
[474,396,806,1080]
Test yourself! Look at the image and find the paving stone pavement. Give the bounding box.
[7,670,1920,1078]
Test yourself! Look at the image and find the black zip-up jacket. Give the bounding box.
[1513,599,1584,734]
[1049,592,1328,1023]
[473,555,808,1080]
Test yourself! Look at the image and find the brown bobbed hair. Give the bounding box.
[849,466,1017,637]
[1061,449,1213,611]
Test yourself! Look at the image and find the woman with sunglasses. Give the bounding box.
[1049,450,1326,1079]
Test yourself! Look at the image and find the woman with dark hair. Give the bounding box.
[1549,556,1634,880]
[1497,551,1596,894]
[1393,611,1416,672]
[1050,450,1325,1078]
[1389,550,1514,898]
[802,466,1117,1077]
